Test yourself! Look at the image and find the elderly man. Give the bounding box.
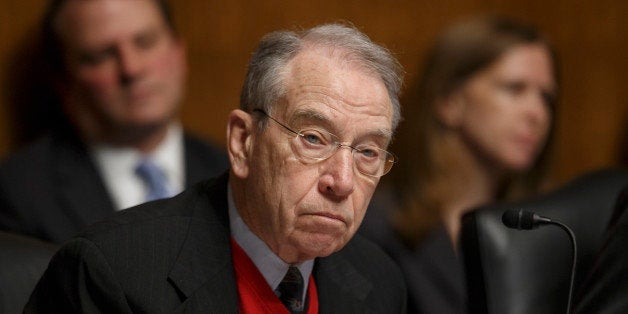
[0,0,228,244]
[26,23,406,313]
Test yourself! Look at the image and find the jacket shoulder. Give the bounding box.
[0,136,56,178]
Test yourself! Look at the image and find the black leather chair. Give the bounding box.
[460,168,628,314]
[0,231,57,313]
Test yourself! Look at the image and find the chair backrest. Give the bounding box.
[460,168,628,314]
[0,231,57,313]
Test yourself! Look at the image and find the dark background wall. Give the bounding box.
[0,0,626,185]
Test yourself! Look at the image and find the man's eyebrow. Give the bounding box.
[289,108,332,128]
[359,129,393,149]
[290,108,327,121]
[290,108,393,144]
[369,129,393,141]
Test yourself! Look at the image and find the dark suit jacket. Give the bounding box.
[25,174,407,313]
[573,185,628,314]
[0,131,228,244]
[359,188,466,314]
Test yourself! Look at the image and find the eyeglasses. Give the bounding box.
[253,109,396,177]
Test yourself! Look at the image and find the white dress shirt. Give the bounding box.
[91,123,185,210]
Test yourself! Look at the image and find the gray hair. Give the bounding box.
[240,23,403,132]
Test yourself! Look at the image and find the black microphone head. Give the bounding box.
[502,209,537,230]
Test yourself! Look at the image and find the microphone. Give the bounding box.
[502,209,577,314]
[502,209,552,229]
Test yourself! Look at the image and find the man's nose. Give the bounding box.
[117,45,145,83]
[318,147,355,199]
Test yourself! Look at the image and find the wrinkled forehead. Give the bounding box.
[280,47,394,141]
[292,44,382,81]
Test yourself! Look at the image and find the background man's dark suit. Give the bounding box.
[25,174,406,313]
[0,131,228,243]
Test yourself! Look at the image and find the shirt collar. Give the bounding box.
[91,123,185,209]
[227,182,314,297]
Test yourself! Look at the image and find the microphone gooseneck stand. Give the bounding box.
[502,209,577,314]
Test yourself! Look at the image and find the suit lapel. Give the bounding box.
[315,251,373,313]
[167,173,375,312]
[53,133,214,232]
[168,174,239,312]
[47,132,225,243]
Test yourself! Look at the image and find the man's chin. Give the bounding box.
[292,232,349,259]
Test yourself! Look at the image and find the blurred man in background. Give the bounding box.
[0,0,228,243]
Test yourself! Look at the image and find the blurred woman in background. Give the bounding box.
[361,15,558,313]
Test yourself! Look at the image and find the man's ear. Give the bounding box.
[227,109,254,179]
[436,92,466,129]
